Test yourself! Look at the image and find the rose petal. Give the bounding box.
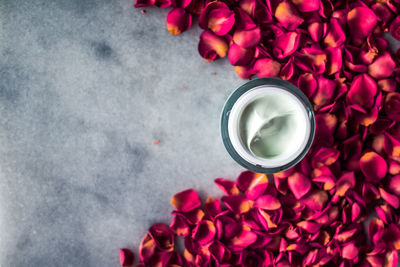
[347,73,377,108]
[385,250,398,267]
[389,16,400,41]
[166,8,192,35]
[215,178,239,195]
[204,197,221,218]
[384,92,400,121]
[301,190,328,210]
[297,221,321,234]
[228,43,254,66]
[171,189,201,212]
[272,31,300,59]
[229,226,258,248]
[325,46,343,75]
[347,6,377,41]
[233,27,261,48]
[192,220,216,245]
[342,242,359,260]
[291,0,319,12]
[234,65,254,79]
[379,187,399,209]
[360,152,387,181]
[134,0,156,7]
[155,0,171,8]
[139,234,156,263]
[198,30,228,62]
[368,52,396,79]
[253,58,281,77]
[148,223,174,251]
[295,48,327,74]
[199,2,235,36]
[222,195,253,214]
[308,22,326,42]
[254,195,281,210]
[287,172,311,200]
[335,171,356,197]
[378,79,397,92]
[120,248,135,267]
[313,77,336,107]
[275,1,304,31]
[312,147,340,168]
[324,18,345,47]
[170,214,190,236]
[297,73,317,98]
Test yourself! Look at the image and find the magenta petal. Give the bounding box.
[291,0,319,12]
[233,27,261,48]
[215,178,239,195]
[235,65,254,79]
[347,73,377,108]
[389,175,400,196]
[171,189,201,212]
[222,195,252,214]
[229,227,258,248]
[368,52,396,79]
[301,190,328,210]
[325,46,342,75]
[378,79,397,92]
[312,147,340,167]
[313,77,336,107]
[385,92,400,122]
[360,152,387,181]
[324,18,345,47]
[347,6,377,40]
[139,234,156,263]
[228,43,254,66]
[308,22,325,42]
[148,223,174,251]
[275,1,304,31]
[199,2,235,36]
[192,220,216,245]
[134,0,156,7]
[254,195,281,210]
[288,172,311,200]
[120,248,135,267]
[297,221,321,234]
[253,58,281,78]
[170,215,190,236]
[166,8,192,35]
[272,32,300,59]
[379,187,399,209]
[389,16,400,41]
[342,242,359,260]
[198,30,228,62]
[297,73,317,98]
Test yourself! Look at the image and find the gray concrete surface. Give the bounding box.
[0,1,244,266]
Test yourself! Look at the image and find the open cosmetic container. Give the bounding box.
[221,78,316,174]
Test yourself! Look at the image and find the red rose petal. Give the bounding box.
[171,189,201,212]
[166,8,192,35]
[360,152,387,181]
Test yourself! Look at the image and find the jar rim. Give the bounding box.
[221,77,316,174]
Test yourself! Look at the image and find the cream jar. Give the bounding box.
[221,78,315,173]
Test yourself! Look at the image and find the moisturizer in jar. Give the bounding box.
[221,78,315,173]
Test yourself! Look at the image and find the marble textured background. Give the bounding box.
[1,1,400,267]
[0,0,245,266]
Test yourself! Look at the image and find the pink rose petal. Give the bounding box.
[288,172,311,199]
[275,1,304,31]
[166,8,192,35]
[199,2,235,36]
[171,189,201,212]
[198,30,228,62]
[360,151,387,181]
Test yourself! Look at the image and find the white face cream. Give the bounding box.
[221,78,315,173]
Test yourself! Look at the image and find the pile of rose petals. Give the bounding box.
[121,0,400,266]
[121,171,400,266]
